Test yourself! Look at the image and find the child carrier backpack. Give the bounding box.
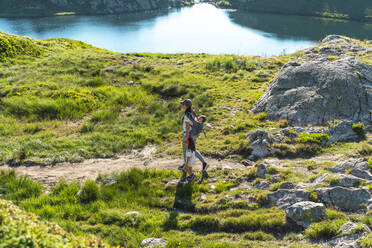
[185,112,205,137]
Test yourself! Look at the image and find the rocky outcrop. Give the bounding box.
[285,201,327,228]
[246,130,274,159]
[316,186,371,211]
[252,36,372,129]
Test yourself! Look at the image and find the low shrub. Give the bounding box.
[352,122,366,138]
[244,231,275,241]
[190,216,220,233]
[297,133,329,145]
[79,180,100,204]
[305,219,345,240]
[278,119,289,128]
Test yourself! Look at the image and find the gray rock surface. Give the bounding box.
[267,189,309,209]
[349,169,372,180]
[252,41,372,127]
[141,238,167,248]
[256,163,268,178]
[254,180,270,190]
[327,120,361,144]
[246,130,274,159]
[316,186,371,211]
[337,174,365,188]
[285,201,327,228]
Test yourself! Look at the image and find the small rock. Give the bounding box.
[313,173,329,184]
[257,163,268,178]
[286,201,327,228]
[200,193,207,201]
[267,189,310,209]
[329,160,355,173]
[242,160,253,167]
[246,130,274,159]
[349,169,372,180]
[165,179,179,188]
[141,238,167,248]
[279,182,295,189]
[223,165,233,171]
[341,222,358,234]
[338,174,365,188]
[254,180,270,190]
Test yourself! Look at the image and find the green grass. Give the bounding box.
[0,168,312,247]
[0,32,289,164]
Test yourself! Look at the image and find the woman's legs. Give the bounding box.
[193,136,206,164]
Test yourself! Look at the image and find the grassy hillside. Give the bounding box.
[210,0,372,22]
[0,32,370,166]
[0,32,372,247]
[0,197,107,247]
[0,31,292,165]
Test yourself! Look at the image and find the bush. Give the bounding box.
[244,231,275,241]
[352,122,366,138]
[297,133,329,144]
[0,170,42,201]
[305,219,345,240]
[255,113,267,121]
[278,119,289,128]
[191,216,220,233]
[79,180,100,204]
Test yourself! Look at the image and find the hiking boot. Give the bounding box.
[178,164,185,171]
[187,173,195,182]
[202,162,209,171]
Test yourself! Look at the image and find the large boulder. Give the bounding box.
[252,57,372,127]
[246,130,274,159]
[316,187,371,211]
[267,189,309,209]
[286,201,327,228]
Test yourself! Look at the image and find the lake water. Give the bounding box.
[0,3,371,56]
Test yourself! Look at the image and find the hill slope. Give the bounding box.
[0,32,371,248]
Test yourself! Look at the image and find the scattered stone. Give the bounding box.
[341,222,358,234]
[254,180,270,190]
[316,187,371,211]
[338,174,365,188]
[200,193,207,201]
[313,173,329,184]
[141,238,167,248]
[257,163,268,178]
[285,201,327,228]
[241,160,253,167]
[267,189,310,209]
[279,182,295,190]
[246,130,274,159]
[165,179,179,188]
[102,175,117,186]
[349,169,372,180]
[329,159,357,173]
[222,165,233,171]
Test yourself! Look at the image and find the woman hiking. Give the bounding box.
[178,99,208,182]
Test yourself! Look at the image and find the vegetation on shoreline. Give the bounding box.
[205,0,372,22]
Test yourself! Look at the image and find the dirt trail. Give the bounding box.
[1,146,245,189]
